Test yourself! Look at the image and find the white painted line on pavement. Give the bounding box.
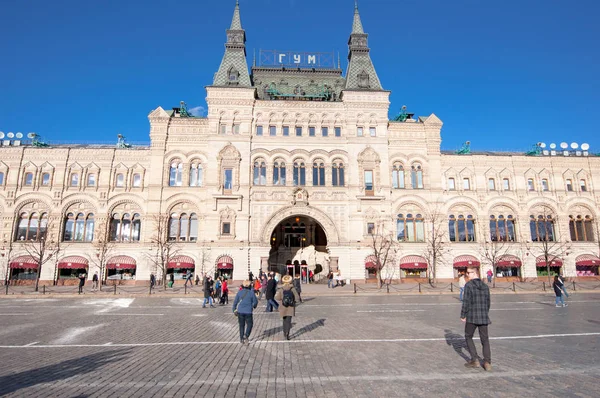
[51,324,105,345]
[24,342,38,346]
[96,313,163,316]
[490,308,540,311]
[0,313,33,316]
[356,310,426,313]
[1,332,598,349]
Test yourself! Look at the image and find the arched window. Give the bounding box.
[168,212,199,242]
[273,161,286,186]
[87,174,96,187]
[530,214,555,242]
[392,163,405,189]
[449,215,476,242]
[110,213,141,242]
[132,173,142,187]
[169,161,183,186]
[488,178,496,190]
[542,179,549,191]
[15,212,48,241]
[569,215,594,242]
[332,162,345,187]
[70,173,79,187]
[527,178,535,191]
[24,172,34,186]
[580,179,588,192]
[397,213,425,242]
[503,178,510,190]
[447,177,456,190]
[293,161,306,186]
[189,162,203,187]
[63,212,95,242]
[411,164,423,189]
[41,173,51,186]
[489,215,516,242]
[312,161,325,186]
[115,173,124,187]
[253,160,267,185]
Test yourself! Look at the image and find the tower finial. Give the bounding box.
[230,0,242,30]
[352,1,364,34]
[355,0,358,10]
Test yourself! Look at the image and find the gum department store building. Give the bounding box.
[1,3,599,286]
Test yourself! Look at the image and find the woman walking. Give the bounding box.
[275,275,300,340]
[553,275,567,307]
[232,280,258,344]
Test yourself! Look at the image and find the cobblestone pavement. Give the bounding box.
[0,293,599,397]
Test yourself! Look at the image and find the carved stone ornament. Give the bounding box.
[291,188,309,206]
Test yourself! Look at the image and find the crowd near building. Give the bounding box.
[1,2,599,287]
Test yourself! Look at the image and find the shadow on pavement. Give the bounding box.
[291,319,326,339]
[0,349,131,396]
[588,319,600,325]
[444,329,470,362]
[260,325,283,338]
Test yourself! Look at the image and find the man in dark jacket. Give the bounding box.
[232,280,259,344]
[202,276,215,308]
[293,274,302,303]
[460,267,492,371]
[265,274,279,312]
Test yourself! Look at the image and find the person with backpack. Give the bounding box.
[293,274,302,303]
[275,275,300,340]
[553,275,567,307]
[232,280,258,345]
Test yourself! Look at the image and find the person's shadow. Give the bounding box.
[260,325,283,338]
[444,329,470,361]
[290,319,326,339]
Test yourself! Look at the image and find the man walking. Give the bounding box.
[202,276,215,308]
[265,273,279,312]
[461,267,492,371]
[184,270,193,287]
[92,272,99,291]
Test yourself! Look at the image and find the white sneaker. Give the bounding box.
[563,303,568,307]
[556,305,561,307]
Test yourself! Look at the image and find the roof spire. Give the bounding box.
[230,0,242,30]
[352,0,364,34]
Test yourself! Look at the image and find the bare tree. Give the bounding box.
[422,207,447,285]
[145,214,179,290]
[198,246,212,279]
[21,236,61,292]
[367,222,400,288]
[2,239,15,285]
[90,214,116,291]
[525,206,571,284]
[478,226,513,288]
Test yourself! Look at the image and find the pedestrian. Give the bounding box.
[253,278,261,299]
[203,276,216,308]
[92,272,99,291]
[309,269,314,283]
[168,273,175,288]
[184,270,193,287]
[220,278,229,305]
[233,280,258,345]
[275,275,300,340]
[461,267,492,371]
[215,277,222,300]
[248,271,254,282]
[486,269,493,284]
[553,275,567,307]
[327,271,334,288]
[265,273,279,312]
[150,273,156,290]
[458,272,466,301]
[259,276,267,300]
[78,273,86,294]
[195,274,200,286]
[293,274,303,302]
[558,275,569,298]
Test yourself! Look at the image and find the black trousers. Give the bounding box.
[283,316,292,336]
[238,313,253,340]
[464,322,491,363]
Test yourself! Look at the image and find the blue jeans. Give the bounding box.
[459,287,464,301]
[238,313,253,341]
[266,299,279,312]
[328,279,333,288]
[562,285,569,298]
[203,297,214,307]
[555,295,565,306]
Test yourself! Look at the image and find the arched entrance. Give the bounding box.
[268,215,329,277]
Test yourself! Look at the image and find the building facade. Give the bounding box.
[1,3,599,285]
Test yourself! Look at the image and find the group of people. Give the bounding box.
[202,275,229,307]
[326,270,344,288]
[232,272,301,344]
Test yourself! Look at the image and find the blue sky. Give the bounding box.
[1,0,599,152]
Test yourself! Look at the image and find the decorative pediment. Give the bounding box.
[357,146,380,163]
[423,113,443,126]
[218,143,241,160]
[291,188,309,206]
[148,106,170,119]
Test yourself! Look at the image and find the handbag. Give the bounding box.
[233,290,249,317]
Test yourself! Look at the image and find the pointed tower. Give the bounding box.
[213,1,252,87]
[344,2,383,90]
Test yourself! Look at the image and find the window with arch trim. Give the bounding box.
[41,173,51,186]
[63,212,95,242]
[503,178,510,190]
[527,178,535,191]
[110,213,141,242]
[397,213,425,242]
[332,161,345,187]
[489,215,516,242]
[392,163,405,189]
[87,174,96,187]
[293,161,306,186]
[169,161,183,186]
[530,214,555,242]
[541,179,549,191]
[447,177,455,191]
[189,162,203,187]
[115,173,125,187]
[580,179,588,192]
[569,215,594,242]
[312,161,325,186]
[70,173,79,187]
[132,173,142,187]
[488,178,496,190]
[273,161,286,186]
[253,160,266,185]
[448,214,476,242]
[15,212,48,241]
[24,172,34,186]
[168,213,198,242]
[411,164,423,189]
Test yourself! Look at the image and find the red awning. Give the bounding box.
[10,256,38,269]
[399,255,428,270]
[168,255,195,269]
[217,255,233,270]
[58,256,89,269]
[496,254,522,268]
[576,254,600,266]
[107,255,137,270]
[453,255,480,268]
[365,255,378,269]
[536,256,563,267]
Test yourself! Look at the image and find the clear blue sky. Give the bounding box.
[1,0,599,152]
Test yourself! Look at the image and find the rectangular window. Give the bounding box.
[335,127,341,137]
[309,127,315,137]
[42,173,51,186]
[503,178,510,190]
[233,124,240,134]
[369,127,376,137]
[116,174,124,187]
[283,126,289,136]
[566,179,573,191]
[580,179,587,192]
[133,174,141,187]
[528,178,535,191]
[488,178,496,190]
[256,126,263,136]
[357,127,363,137]
[448,178,455,190]
[542,179,549,191]
[24,173,33,186]
[322,127,328,137]
[364,170,374,193]
[463,178,470,190]
[367,223,375,235]
[224,169,233,191]
[87,174,96,187]
[295,127,302,136]
[222,222,231,235]
[269,125,276,136]
[220,124,226,134]
[0,172,4,185]
[71,173,79,187]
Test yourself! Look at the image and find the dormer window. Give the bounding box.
[228,67,239,84]
[358,71,370,88]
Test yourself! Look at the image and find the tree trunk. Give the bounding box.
[492,265,496,288]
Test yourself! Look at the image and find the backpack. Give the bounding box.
[282,289,295,307]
